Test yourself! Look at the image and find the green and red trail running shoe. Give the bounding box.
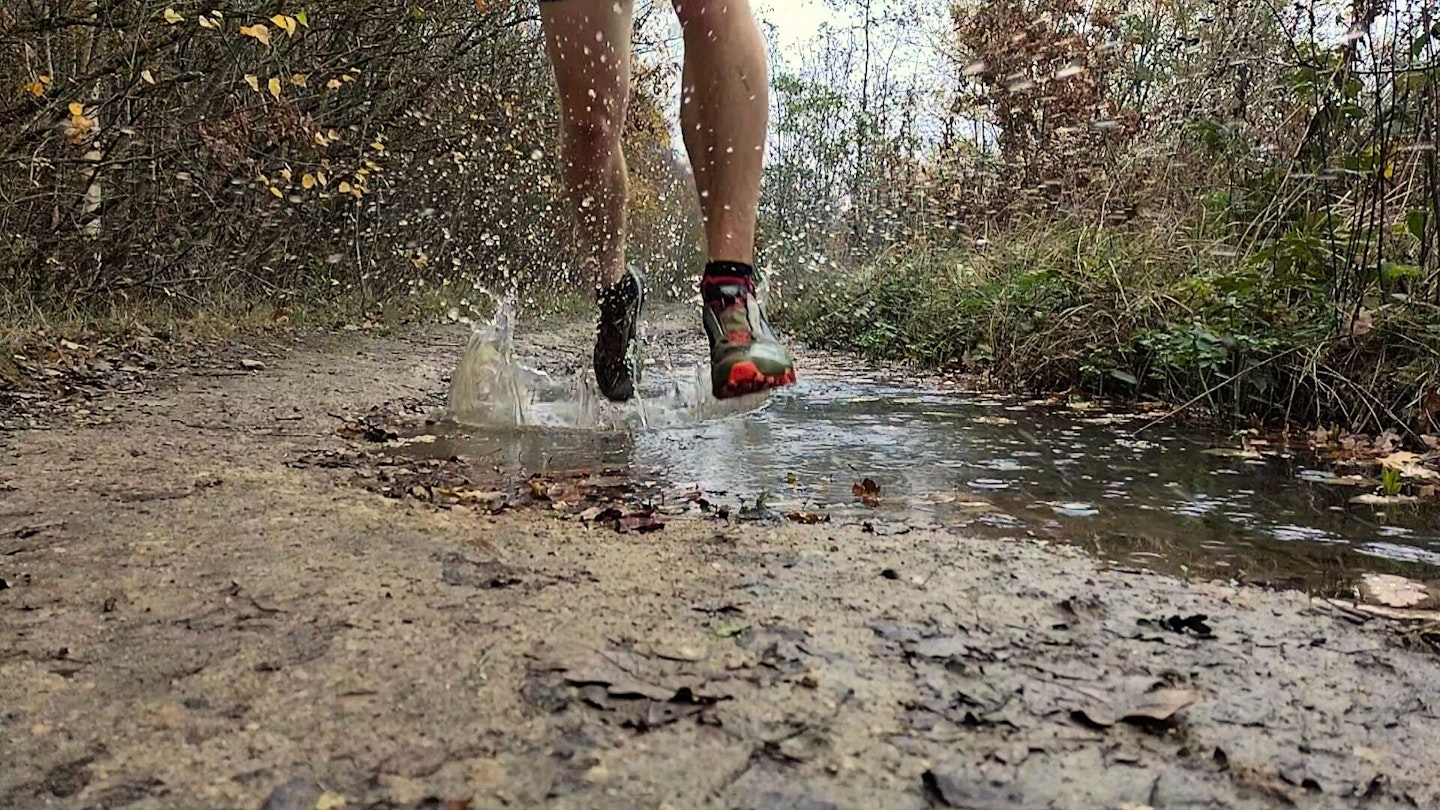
[700,263,798,399]
[593,265,647,402]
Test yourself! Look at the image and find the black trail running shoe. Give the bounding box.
[593,266,647,402]
[701,269,797,399]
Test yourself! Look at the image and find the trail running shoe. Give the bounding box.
[701,270,797,399]
[594,266,647,402]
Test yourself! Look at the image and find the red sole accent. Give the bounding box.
[717,361,797,399]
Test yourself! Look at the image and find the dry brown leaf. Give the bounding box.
[1379,451,1439,480]
[852,477,881,506]
[1357,573,1433,609]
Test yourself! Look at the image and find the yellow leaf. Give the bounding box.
[239,23,271,45]
[163,7,183,23]
[197,16,215,28]
[141,69,155,85]
[64,102,95,144]
[326,78,342,89]
[302,173,316,189]
[315,171,327,186]
[338,181,352,193]
[244,74,260,92]
[269,186,283,198]
[270,14,297,35]
[22,80,46,98]
[342,74,355,82]
[296,10,309,26]
[268,77,282,99]
[280,167,293,181]
[369,141,384,151]
[1384,161,1394,180]
[290,73,307,86]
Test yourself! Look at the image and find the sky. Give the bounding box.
[754,0,832,61]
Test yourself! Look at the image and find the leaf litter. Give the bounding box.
[529,641,731,731]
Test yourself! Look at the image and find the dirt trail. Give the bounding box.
[3,312,1439,810]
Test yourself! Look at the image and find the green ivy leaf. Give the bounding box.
[1404,208,1428,242]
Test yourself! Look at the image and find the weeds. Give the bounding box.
[780,214,1440,435]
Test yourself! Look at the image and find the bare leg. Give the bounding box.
[672,0,768,265]
[540,0,635,289]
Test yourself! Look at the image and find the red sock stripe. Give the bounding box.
[701,276,754,289]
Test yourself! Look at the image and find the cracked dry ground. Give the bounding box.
[3,316,1440,810]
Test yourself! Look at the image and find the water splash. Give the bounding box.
[442,296,771,431]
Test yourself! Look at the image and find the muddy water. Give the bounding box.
[424,321,1440,593]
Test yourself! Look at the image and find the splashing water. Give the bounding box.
[442,296,770,431]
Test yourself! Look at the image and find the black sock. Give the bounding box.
[703,260,754,281]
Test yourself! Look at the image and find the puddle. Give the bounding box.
[417,309,1440,594]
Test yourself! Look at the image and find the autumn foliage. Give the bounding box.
[1,0,693,317]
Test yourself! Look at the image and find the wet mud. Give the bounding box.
[2,310,1439,809]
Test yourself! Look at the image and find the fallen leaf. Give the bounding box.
[713,622,750,638]
[578,505,622,523]
[162,7,183,23]
[440,554,522,589]
[1123,687,1201,723]
[531,642,724,704]
[616,512,664,534]
[268,76,282,99]
[852,477,881,506]
[1357,574,1434,609]
[1327,599,1440,623]
[923,762,1026,808]
[244,74,260,92]
[1073,686,1201,728]
[436,487,506,510]
[786,511,829,524]
[270,14,298,35]
[335,420,398,442]
[239,23,272,45]
[1379,451,1439,480]
[140,69,155,84]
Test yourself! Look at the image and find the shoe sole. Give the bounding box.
[716,360,798,399]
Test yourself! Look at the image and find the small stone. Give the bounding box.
[259,779,323,810]
[239,359,266,370]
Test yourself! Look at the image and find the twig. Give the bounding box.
[0,520,66,539]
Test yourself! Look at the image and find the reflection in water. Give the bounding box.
[425,316,1440,591]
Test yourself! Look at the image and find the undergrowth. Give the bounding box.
[779,217,1440,437]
